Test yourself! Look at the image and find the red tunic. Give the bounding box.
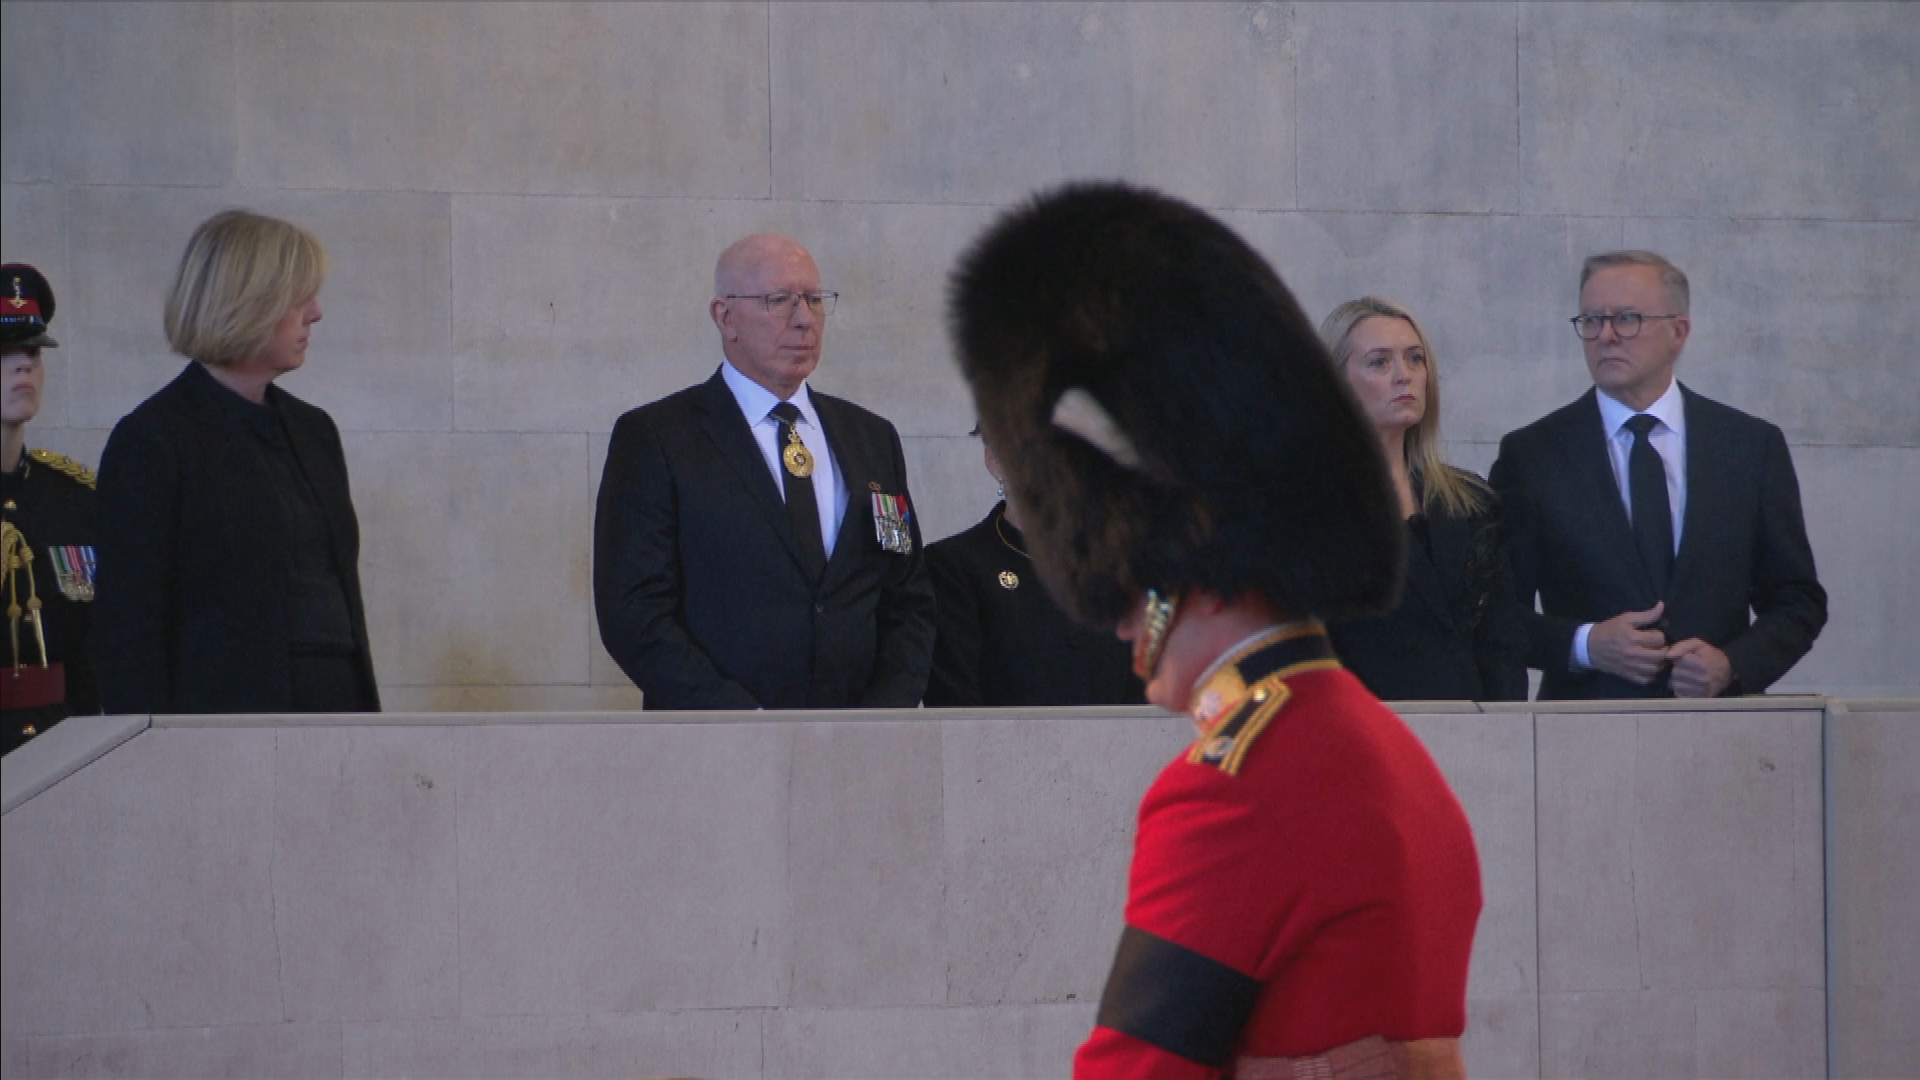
[1074,625,1482,1079]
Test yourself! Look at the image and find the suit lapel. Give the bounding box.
[1565,389,1660,604]
[1670,383,1714,593]
[695,372,815,577]
[815,395,869,581]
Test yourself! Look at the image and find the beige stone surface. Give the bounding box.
[1826,705,1920,1079]
[1404,714,1536,1000]
[1462,993,1539,1080]
[234,3,769,198]
[0,3,235,188]
[1519,2,1920,220]
[1621,217,1920,445]
[454,722,792,1014]
[787,721,948,1007]
[761,1003,1097,1079]
[1778,448,1920,698]
[344,431,592,689]
[341,1011,763,1079]
[272,727,460,1024]
[6,1022,343,1079]
[1297,2,1519,214]
[939,713,1184,1006]
[771,2,1296,208]
[0,729,281,1035]
[1537,711,1824,995]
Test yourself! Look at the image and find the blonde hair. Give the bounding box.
[1319,296,1488,518]
[163,210,327,367]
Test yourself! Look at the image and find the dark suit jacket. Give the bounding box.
[1327,472,1529,703]
[594,370,936,709]
[95,362,380,714]
[1490,384,1826,700]
[924,503,1144,707]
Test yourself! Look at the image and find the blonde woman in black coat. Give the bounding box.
[1321,296,1526,702]
[96,210,378,714]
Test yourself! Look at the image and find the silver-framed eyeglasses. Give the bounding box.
[1570,312,1681,340]
[725,290,839,317]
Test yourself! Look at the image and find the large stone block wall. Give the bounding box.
[3,2,1916,706]
[7,700,1912,1077]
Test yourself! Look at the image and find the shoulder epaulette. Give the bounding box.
[27,448,96,489]
[1188,674,1293,775]
[1184,621,1341,775]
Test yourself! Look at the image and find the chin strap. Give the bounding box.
[1132,589,1181,681]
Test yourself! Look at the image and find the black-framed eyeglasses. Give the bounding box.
[724,290,838,317]
[1570,312,1680,340]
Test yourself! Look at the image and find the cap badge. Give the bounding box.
[6,277,25,310]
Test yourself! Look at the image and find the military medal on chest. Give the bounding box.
[782,426,814,478]
[869,486,914,555]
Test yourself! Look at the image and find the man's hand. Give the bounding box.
[1667,638,1734,698]
[1587,602,1669,684]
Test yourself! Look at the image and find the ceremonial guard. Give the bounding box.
[2,263,99,753]
[950,185,1482,1078]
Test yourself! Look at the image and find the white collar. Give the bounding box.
[720,361,820,429]
[1597,377,1685,439]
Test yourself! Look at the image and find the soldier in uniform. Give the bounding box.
[2,263,100,754]
[949,185,1483,1078]
[924,426,1143,706]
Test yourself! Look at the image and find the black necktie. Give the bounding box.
[771,402,826,580]
[1625,413,1673,597]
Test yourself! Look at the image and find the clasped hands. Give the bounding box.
[1587,602,1734,698]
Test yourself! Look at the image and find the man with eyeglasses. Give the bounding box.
[1489,250,1825,699]
[593,233,935,709]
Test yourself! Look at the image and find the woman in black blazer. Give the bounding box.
[924,429,1144,707]
[1320,297,1526,702]
[95,210,379,715]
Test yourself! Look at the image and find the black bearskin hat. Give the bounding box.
[947,182,1402,627]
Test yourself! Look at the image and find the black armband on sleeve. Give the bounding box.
[1092,924,1262,1067]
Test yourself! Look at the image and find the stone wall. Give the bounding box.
[6,700,1914,1078]
[3,2,1916,707]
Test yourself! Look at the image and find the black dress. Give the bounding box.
[1328,474,1528,702]
[925,502,1144,707]
[2,449,100,752]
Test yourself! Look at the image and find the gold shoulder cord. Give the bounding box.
[27,449,97,489]
[1,520,51,671]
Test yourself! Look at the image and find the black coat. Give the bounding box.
[1327,473,1528,702]
[1490,384,1826,699]
[3,449,100,751]
[94,362,380,714]
[594,370,935,710]
[925,503,1144,707]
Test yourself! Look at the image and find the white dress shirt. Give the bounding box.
[720,361,846,559]
[1572,378,1687,668]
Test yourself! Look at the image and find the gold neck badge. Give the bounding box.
[782,426,814,478]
